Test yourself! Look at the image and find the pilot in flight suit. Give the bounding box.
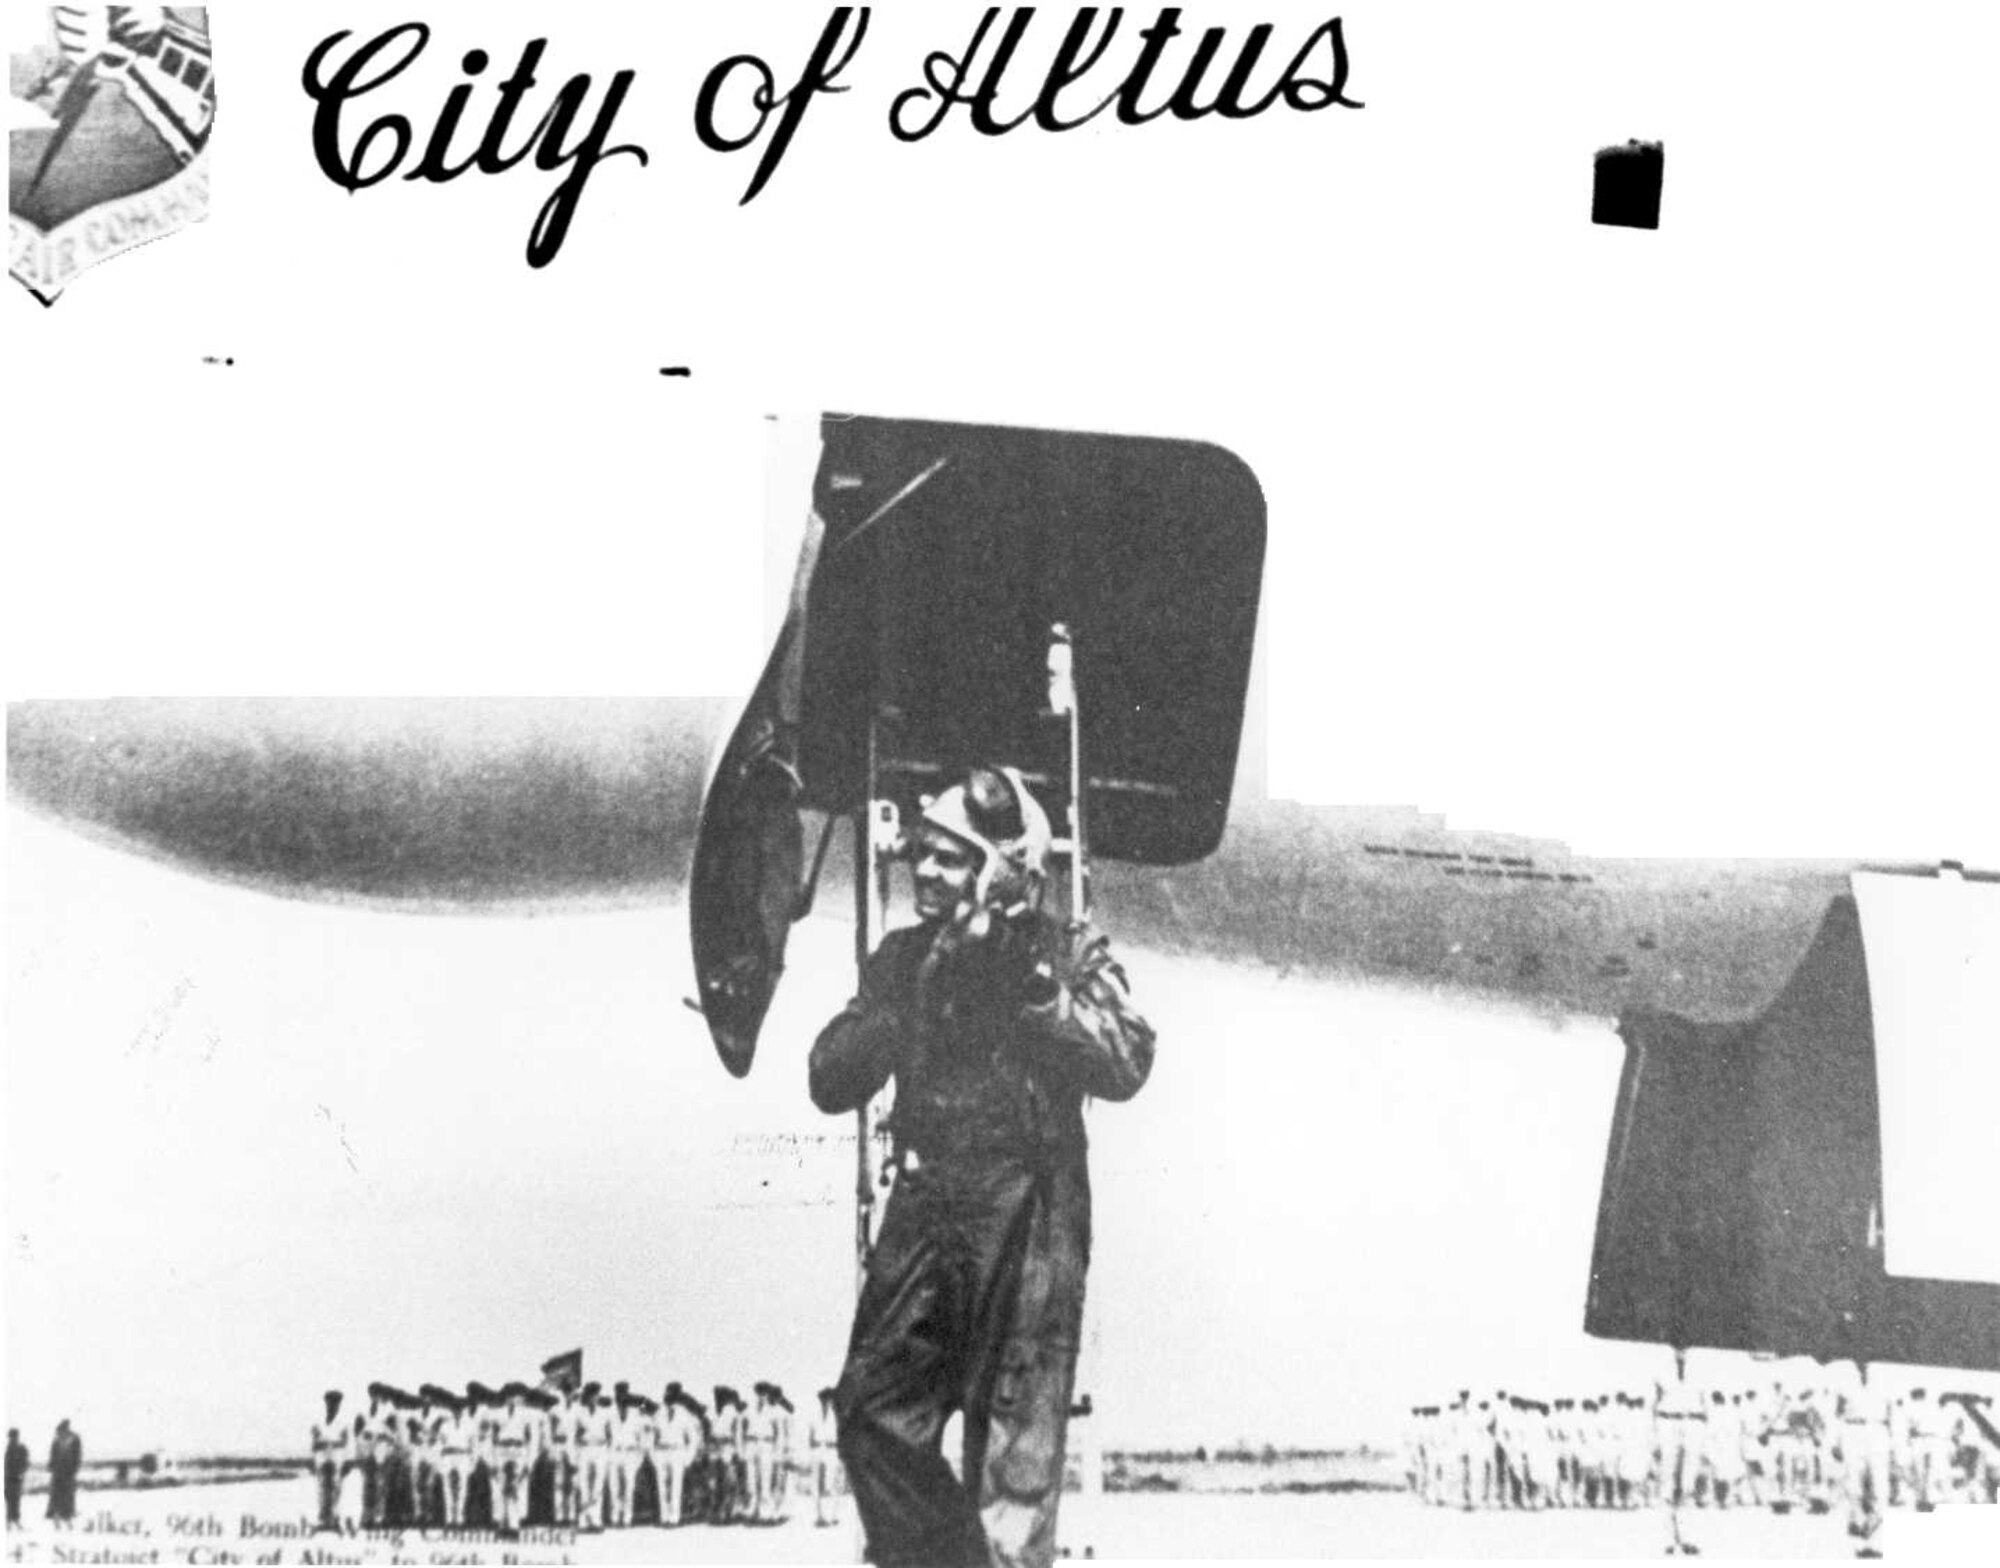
[811,765,1155,1568]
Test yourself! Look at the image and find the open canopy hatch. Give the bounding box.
[691,414,1267,1074]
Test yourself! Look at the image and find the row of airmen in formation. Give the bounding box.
[1403,1381,1999,1548]
[308,1379,842,1534]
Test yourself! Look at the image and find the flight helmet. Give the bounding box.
[917,764,1052,917]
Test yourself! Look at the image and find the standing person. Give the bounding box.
[358,1384,390,1529]
[436,1391,474,1528]
[1478,1399,1502,1509]
[810,764,1156,1568]
[1548,1400,1572,1509]
[1500,1397,1528,1509]
[575,1383,611,1533]
[466,1383,499,1529]
[1606,1397,1634,1509]
[1796,1385,1830,1510]
[607,1384,643,1528]
[422,1386,462,1527]
[1902,1388,1944,1509]
[808,1387,842,1527]
[45,1420,81,1527]
[523,1390,558,1527]
[1456,1400,1488,1504]
[650,1387,681,1527]
[547,1386,579,1527]
[311,1392,350,1531]
[1654,1375,1707,1554]
[1704,1391,1744,1508]
[711,1387,747,1523]
[657,1384,699,1527]
[678,1390,714,1524]
[1591,1396,1619,1508]
[729,1385,753,1521]
[336,1415,367,1531]
[770,1387,796,1523]
[1837,1379,1892,1558]
[5,1428,30,1528]
[746,1384,776,1523]
[1521,1399,1550,1510]
[407,1394,437,1527]
[493,1385,533,1534]
[1573,1400,1599,1508]
[628,1396,661,1526]
[1769,1383,1803,1509]
[380,1394,413,1526]
[1492,1393,1518,1509]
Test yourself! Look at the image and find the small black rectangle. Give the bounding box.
[1592,140,1664,229]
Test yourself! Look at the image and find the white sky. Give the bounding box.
[12,807,1994,1459]
[3,800,1680,1457]
[6,0,2000,1461]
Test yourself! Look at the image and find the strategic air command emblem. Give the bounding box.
[9,7,213,303]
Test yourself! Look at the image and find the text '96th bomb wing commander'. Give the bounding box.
[809,764,1156,1568]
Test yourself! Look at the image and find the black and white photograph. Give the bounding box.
[6,6,1999,1564]
[8,7,214,302]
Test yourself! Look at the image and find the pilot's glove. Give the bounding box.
[1018,920,1154,1100]
[1020,921,1112,1021]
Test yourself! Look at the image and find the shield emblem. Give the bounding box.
[9,7,215,303]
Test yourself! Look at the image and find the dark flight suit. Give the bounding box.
[45,1427,81,1523]
[811,914,1153,1568]
[5,1436,29,1526]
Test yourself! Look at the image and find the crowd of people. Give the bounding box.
[309,1378,842,1535]
[1403,1378,1999,1551]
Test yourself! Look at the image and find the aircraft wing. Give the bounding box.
[13,695,1998,1373]
[12,410,1995,1376]
[6,691,1884,1025]
[3,413,1884,1028]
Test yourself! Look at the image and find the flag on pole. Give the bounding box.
[539,1349,583,1395]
